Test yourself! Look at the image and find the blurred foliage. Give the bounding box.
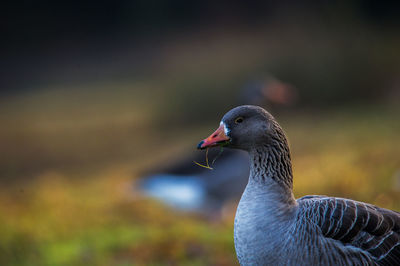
[0,170,235,265]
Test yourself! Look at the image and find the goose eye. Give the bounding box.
[235,117,244,124]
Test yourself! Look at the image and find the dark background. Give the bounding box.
[2,1,400,102]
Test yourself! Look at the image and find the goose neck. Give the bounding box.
[249,143,293,191]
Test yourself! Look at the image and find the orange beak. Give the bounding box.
[197,124,230,149]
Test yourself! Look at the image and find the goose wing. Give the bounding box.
[298,196,400,265]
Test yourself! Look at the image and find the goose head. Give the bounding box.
[198,105,283,151]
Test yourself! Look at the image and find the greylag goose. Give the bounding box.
[198,105,400,265]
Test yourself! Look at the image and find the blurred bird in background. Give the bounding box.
[139,76,298,216]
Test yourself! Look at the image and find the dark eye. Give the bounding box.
[235,117,244,124]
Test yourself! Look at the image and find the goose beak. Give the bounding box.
[197,124,230,150]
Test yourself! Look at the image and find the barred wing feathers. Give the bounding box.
[298,196,400,265]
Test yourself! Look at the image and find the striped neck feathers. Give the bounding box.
[249,121,293,190]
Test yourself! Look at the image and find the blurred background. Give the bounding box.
[1,1,400,265]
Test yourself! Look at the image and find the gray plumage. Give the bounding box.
[199,105,400,265]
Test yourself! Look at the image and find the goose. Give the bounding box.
[198,105,400,265]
